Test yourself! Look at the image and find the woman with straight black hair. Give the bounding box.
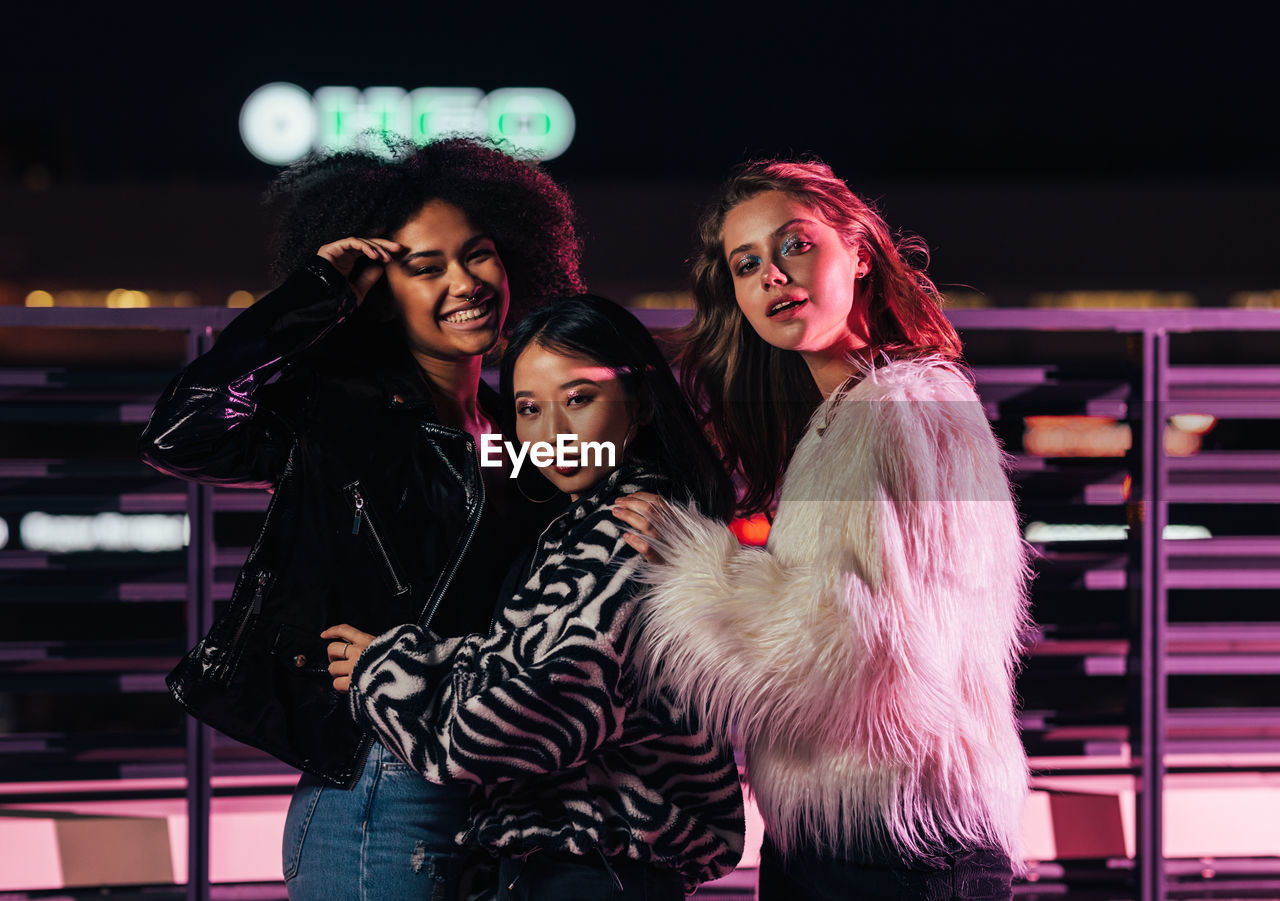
[495,294,737,518]
[329,295,746,900]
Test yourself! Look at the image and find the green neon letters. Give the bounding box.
[240,83,575,164]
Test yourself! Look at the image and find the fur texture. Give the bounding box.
[633,357,1032,863]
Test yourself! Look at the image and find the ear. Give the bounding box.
[622,395,652,456]
[852,244,871,280]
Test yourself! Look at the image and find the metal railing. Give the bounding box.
[2,305,1279,900]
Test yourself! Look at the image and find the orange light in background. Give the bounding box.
[731,513,771,547]
[629,291,692,309]
[106,289,150,308]
[1164,424,1201,457]
[1230,290,1280,308]
[1122,474,1132,502]
[1164,413,1216,457]
[941,291,990,308]
[227,291,255,308]
[1029,291,1196,308]
[1024,416,1133,457]
[1024,414,1213,458]
[21,288,213,307]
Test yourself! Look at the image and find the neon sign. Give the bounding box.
[240,83,575,165]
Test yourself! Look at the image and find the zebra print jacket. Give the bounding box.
[348,465,745,891]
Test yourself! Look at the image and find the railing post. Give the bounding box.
[1138,327,1169,901]
[184,325,215,901]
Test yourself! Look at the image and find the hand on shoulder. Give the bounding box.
[612,491,671,564]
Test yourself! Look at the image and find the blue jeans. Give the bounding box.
[283,740,473,901]
[758,833,1012,900]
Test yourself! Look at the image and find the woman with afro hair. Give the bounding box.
[140,137,583,900]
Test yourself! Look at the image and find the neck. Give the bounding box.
[801,340,868,399]
[415,353,487,435]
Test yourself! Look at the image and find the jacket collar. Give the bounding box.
[375,341,503,425]
[560,463,666,524]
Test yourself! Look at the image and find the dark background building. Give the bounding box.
[3,7,1280,898]
[4,3,1280,307]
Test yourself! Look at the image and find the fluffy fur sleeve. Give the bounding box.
[632,358,1032,759]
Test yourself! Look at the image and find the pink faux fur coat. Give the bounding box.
[634,357,1031,862]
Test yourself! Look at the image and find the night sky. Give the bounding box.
[5,3,1280,302]
[5,4,1278,185]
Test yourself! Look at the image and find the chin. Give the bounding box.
[455,331,502,356]
[759,331,806,354]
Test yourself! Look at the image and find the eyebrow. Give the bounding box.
[400,234,492,265]
[726,218,821,259]
[512,378,602,399]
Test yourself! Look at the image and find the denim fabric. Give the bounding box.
[758,833,1013,900]
[283,740,473,901]
[496,850,685,900]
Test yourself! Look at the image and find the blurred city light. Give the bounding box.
[238,82,317,165]
[1024,522,1212,542]
[1169,414,1217,435]
[106,289,150,308]
[1030,291,1197,308]
[240,83,576,164]
[19,512,189,553]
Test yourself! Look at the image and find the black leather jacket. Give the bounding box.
[139,258,546,787]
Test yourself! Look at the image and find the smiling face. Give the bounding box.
[512,342,637,501]
[383,199,510,364]
[721,191,870,360]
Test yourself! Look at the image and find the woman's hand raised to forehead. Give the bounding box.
[316,237,405,305]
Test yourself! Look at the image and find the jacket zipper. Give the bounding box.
[212,568,271,683]
[200,445,292,687]
[345,483,410,596]
[488,508,572,631]
[343,480,407,786]
[418,435,484,629]
[351,431,483,783]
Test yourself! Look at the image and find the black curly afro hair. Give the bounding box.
[265,136,584,320]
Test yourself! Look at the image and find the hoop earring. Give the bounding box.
[516,468,559,504]
[620,421,637,459]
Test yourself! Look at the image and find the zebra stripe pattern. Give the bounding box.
[350,467,745,891]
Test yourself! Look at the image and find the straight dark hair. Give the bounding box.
[499,295,735,522]
[684,159,963,516]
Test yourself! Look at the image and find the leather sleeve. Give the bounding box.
[138,257,357,489]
